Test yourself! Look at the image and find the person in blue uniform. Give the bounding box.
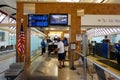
[63,37,68,46]
[62,37,68,61]
[115,40,120,65]
[41,39,46,55]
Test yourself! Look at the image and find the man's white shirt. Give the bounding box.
[57,41,65,54]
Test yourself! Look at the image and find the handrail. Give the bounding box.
[74,51,85,57]
[74,51,120,80]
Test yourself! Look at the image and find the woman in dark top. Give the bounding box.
[41,39,46,55]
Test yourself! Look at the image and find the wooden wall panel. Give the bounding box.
[16,3,24,62]
[17,2,31,67]
[17,2,120,67]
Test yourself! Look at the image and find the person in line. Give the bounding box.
[41,39,46,56]
[47,37,52,43]
[109,42,116,59]
[63,37,68,46]
[115,40,120,65]
[62,37,69,62]
[91,41,96,56]
[55,38,65,69]
[102,35,110,43]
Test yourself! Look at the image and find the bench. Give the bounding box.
[5,63,24,80]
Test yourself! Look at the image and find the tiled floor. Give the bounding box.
[0,51,120,80]
[0,51,16,80]
[0,73,6,80]
[58,61,81,80]
[58,60,99,80]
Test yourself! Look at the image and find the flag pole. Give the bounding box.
[21,18,25,65]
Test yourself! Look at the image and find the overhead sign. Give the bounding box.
[81,15,120,26]
[76,34,82,41]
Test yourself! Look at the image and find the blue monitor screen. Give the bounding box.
[49,14,68,26]
[28,14,49,27]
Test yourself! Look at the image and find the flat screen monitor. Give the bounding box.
[28,14,49,27]
[49,14,68,26]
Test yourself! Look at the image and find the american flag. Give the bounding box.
[17,23,25,56]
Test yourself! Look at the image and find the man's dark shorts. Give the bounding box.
[58,53,64,61]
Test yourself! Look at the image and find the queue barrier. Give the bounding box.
[74,51,120,80]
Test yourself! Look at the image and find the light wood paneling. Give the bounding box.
[17,2,120,67]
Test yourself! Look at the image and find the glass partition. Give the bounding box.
[30,28,46,60]
[0,27,16,52]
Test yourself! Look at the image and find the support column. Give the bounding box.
[16,2,31,68]
[69,13,81,68]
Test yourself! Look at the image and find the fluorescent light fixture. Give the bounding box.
[98,29,102,35]
[100,29,104,35]
[113,28,117,32]
[13,27,16,30]
[102,0,108,3]
[104,28,109,34]
[117,28,120,31]
[103,28,108,34]
[109,28,114,33]
[95,0,103,3]
[106,28,111,34]
[0,14,6,21]
[10,27,14,30]
[95,28,100,36]
[57,0,80,2]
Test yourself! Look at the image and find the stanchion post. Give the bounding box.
[82,34,88,80]
[70,42,76,70]
[84,57,87,80]
[71,50,76,70]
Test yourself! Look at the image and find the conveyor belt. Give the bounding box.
[97,60,120,71]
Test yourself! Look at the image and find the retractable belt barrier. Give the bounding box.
[74,51,120,80]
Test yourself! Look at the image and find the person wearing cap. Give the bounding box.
[55,38,65,68]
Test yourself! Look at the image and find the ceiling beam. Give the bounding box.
[0,23,16,27]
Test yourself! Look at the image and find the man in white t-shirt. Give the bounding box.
[55,38,65,69]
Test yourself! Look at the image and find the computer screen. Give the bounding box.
[28,14,49,27]
[49,14,68,26]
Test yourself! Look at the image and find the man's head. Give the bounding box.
[105,35,108,38]
[57,38,61,42]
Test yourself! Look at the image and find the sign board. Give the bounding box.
[81,15,120,26]
[76,34,82,41]
[70,42,76,50]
